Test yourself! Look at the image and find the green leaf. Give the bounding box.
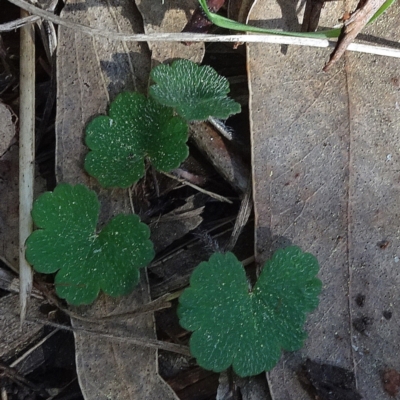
[84,92,188,188]
[368,0,396,24]
[178,247,322,377]
[198,0,395,39]
[149,59,241,121]
[25,183,154,305]
[198,0,340,38]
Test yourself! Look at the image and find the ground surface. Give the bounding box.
[1,0,400,399]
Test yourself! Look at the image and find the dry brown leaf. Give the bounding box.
[247,0,400,398]
[0,105,17,268]
[0,264,43,298]
[0,294,45,363]
[190,121,250,194]
[55,0,178,398]
[0,102,15,157]
[150,194,204,252]
[135,0,204,65]
[0,146,45,273]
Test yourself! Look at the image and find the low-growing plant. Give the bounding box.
[84,93,189,188]
[84,59,241,188]
[178,248,321,377]
[25,183,154,305]
[26,59,322,378]
[149,60,241,121]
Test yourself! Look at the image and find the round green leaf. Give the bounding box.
[149,59,241,121]
[178,247,322,377]
[25,183,155,305]
[84,92,188,188]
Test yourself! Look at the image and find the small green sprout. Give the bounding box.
[84,59,241,188]
[25,183,154,305]
[84,92,188,188]
[149,59,241,121]
[178,247,322,377]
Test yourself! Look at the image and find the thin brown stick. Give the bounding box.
[25,316,191,357]
[67,293,173,322]
[324,0,386,71]
[150,216,236,268]
[33,280,173,322]
[9,329,58,368]
[0,362,49,396]
[0,15,40,32]
[162,171,233,204]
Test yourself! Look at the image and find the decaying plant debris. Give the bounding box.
[1,0,400,398]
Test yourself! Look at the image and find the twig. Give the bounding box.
[66,293,173,323]
[242,255,255,266]
[19,6,35,325]
[9,329,58,368]
[208,117,234,141]
[0,256,18,275]
[0,15,40,32]
[225,175,253,251]
[0,362,49,396]
[25,316,192,357]
[33,280,173,323]
[95,293,173,320]
[162,171,233,204]
[324,0,387,71]
[6,0,400,60]
[150,216,236,268]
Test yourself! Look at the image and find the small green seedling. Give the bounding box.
[149,59,241,121]
[84,59,241,188]
[25,183,154,305]
[178,247,322,377]
[84,93,188,188]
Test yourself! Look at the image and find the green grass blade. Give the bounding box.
[198,0,394,39]
[368,0,396,23]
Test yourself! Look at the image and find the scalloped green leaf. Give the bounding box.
[178,247,322,377]
[25,183,154,305]
[84,92,188,188]
[149,59,241,121]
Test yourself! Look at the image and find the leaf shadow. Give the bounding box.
[61,0,194,32]
[255,226,293,264]
[99,51,151,98]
